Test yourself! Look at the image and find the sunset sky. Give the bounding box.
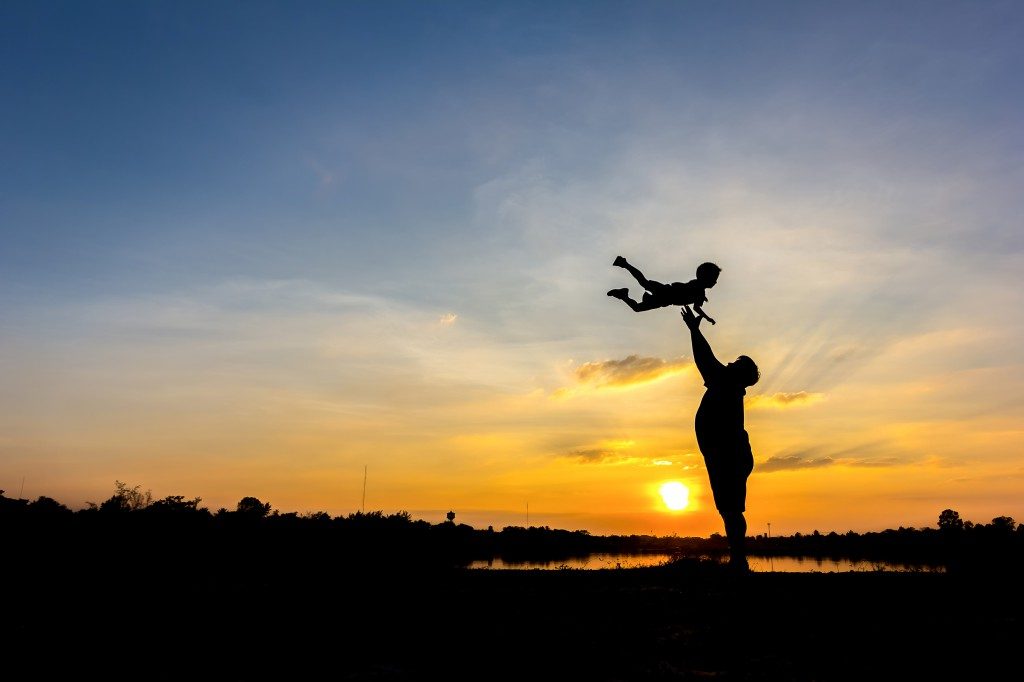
[2,1,1022,536]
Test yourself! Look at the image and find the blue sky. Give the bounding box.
[2,1,1022,534]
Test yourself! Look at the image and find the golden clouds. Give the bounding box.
[576,355,690,386]
[759,455,836,472]
[746,391,826,410]
[559,440,700,469]
[554,355,691,398]
[563,439,638,464]
[758,441,907,473]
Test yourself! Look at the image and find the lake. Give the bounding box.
[467,553,946,573]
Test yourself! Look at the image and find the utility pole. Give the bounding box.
[767,522,771,539]
[526,502,529,528]
[361,465,367,513]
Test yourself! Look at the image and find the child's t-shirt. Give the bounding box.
[667,279,707,307]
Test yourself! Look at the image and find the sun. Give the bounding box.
[659,481,689,511]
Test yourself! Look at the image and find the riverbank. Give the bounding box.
[6,557,1019,680]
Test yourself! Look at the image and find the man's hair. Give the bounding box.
[696,262,721,281]
[734,355,760,387]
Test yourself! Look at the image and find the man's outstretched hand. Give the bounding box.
[681,305,702,331]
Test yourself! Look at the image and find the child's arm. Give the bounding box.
[690,287,715,325]
[693,303,716,325]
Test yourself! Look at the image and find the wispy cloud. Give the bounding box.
[759,455,836,472]
[563,439,637,464]
[847,457,905,468]
[559,441,700,469]
[759,442,909,473]
[554,355,691,398]
[306,157,338,189]
[568,447,623,463]
[746,391,826,410]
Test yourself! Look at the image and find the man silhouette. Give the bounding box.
[680,305,759,571]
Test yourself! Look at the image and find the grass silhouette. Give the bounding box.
[2,486,1021,680]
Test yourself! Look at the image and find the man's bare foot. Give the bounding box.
[607,288,628,298]
[613,256,627,267]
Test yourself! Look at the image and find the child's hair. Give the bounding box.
[734,355,760,387]
[696,262,721,281]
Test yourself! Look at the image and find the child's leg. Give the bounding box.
[607,288,637,310]
[633,292,664,311]
[613,257,653,289]
[608,288,663,312]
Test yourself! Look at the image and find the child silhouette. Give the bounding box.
[608,256,721,324]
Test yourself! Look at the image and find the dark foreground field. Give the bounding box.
[6,556,1020,681]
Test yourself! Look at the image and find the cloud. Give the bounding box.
[306,157,338,188]
[746,391,826,410]
[569,448,621,463]
[759,441,909,473]
[7,278,538,425]
[557,355,691,397]
[562,438,637,464]
[846,457,904,468]
[559,442,698,468]
[438,313,458,327]
[759,455,836,472]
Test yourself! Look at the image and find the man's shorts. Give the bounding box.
[701,431,754,513]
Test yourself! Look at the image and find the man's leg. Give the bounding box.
[704,444,750,571]
[722,511,748,570]
[723,438,754,570]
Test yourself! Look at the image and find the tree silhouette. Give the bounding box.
[27,495,72,515]
[99,480,152,512]
[236,496,272,517]
[148,495,203,513]
[989,516,1017,534]
[0,490,28,513]
[938,509,964,532]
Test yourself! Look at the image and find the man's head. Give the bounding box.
[696,262,721,287]
[729,355,760,388]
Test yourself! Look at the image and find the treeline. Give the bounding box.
[2,484,1021,571]
[744,510,1023,571]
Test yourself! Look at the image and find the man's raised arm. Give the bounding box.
[681,305,724,382]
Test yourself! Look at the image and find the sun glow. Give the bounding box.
[659,482,690,511]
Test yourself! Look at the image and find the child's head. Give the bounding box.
[729,355,760,388]
[696,262,721,287]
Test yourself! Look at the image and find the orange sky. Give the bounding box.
[4,283,1022,536]
[3,3,1023,536]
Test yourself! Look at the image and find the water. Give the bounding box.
[467,553,946,573]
